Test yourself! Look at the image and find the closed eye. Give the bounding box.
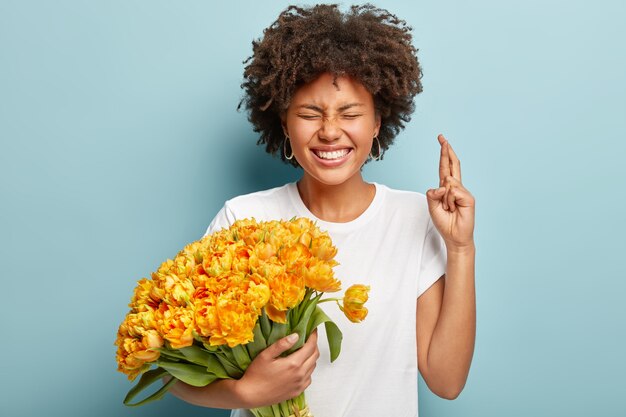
[298,114,321,120]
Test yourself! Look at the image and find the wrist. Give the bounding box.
[232,377,254,409]
[446,241,475,256]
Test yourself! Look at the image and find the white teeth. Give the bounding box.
[315,149,349,160]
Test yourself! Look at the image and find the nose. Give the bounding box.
[318,117,342,142]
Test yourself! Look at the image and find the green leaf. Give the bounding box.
[153,347,185,361]
[176,345,211,367]
[285,308,295,333]
[267,321,287,347]
[246,321,268,360]
[216,345,246,375]
[217,344,237,363]
[201,341,220,353]
[231,344,252,369]
[292,288,314,324]
[123,368,176,407]
[259,309,271,340]
[285,293,322,355]
[214,352,244,378]
[178,345,230,379]
[306,306,343,362]
[306,306,327,335]
[324,320,343,362]
[156,359,217,387]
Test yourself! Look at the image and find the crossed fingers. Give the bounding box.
[438,134,463,211]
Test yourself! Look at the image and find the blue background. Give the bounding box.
[1,1,625,416]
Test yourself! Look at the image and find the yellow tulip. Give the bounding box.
[115,313,162,380]
[155,305,195,349]
[279,242,311,271]
[254,241,277,261]
[310,235,337,261]
[303,259,341,293]
[340,284,370,323]
[264,302,287,323]
[268,271,306,311]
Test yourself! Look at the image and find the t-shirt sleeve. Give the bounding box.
[417,217,448,297]
[202,202,236,238]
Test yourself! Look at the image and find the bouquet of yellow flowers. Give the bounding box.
[115,217,369,417]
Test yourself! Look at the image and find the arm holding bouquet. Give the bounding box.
[168,330,319,409]
[115,218,365,416]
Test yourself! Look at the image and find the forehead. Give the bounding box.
[290,72,374,107]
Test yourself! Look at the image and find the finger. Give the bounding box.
[444,175,469,200]
[447,186,457,212]
[267,333,300,359]
[305,328,318,347]
[443,175,467,192]
[446,141,462,182]
[438,134,451,187]
[301,349,319,380]
[427,187,447,212]
[426,187,446,204]
[304,331,320,367]
[288,329,318,362]
[446,184,475,209]
[304,329,319,353]
[443,177,463,212]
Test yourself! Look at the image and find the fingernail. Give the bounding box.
[287,333,299,343]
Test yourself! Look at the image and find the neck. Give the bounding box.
[296,173,375,223]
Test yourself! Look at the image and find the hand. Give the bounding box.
[425,134,475,251]
[235,329,320,408]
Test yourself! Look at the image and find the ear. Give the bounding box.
[280,112,289,137]
[374,113,381,137]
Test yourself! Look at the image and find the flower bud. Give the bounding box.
[340,284,370,323]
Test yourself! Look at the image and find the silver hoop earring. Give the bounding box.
[284,137,294,160]
[369,136,383,161]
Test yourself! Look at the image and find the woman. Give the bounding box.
[170,4,476,416]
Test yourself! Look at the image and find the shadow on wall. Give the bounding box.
[191,120,301,226]
[237,131,302,193]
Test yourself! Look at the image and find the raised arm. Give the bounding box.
[417,134,476,399]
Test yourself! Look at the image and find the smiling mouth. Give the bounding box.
[312,149,352,160]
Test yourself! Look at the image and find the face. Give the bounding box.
[282,72,381,187]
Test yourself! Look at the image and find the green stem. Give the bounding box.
[295,288,315,323]
[248,392,308,417]
[317,297,341,303]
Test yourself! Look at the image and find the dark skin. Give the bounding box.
[168,91,476,407]
[167,330,320,408]
[418,134,476,399]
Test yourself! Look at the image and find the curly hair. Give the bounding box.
[238,3,423,166]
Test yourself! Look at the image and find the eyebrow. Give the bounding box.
[296,103,365,113]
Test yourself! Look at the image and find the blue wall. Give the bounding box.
[1,1,625,416]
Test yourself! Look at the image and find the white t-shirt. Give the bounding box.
[204,182,447,417]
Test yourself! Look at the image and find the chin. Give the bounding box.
[305,168,364,187]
